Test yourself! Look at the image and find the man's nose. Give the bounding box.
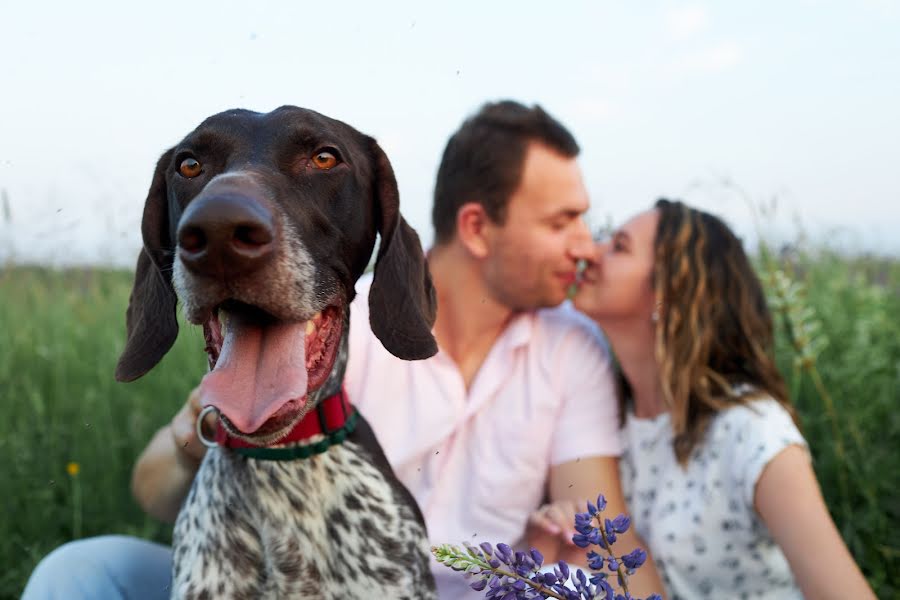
[567,219,595,260]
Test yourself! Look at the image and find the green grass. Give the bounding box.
[1,251,898,598]
[0,266,207,598]
[762,248,900,596]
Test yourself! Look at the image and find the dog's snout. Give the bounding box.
[177,195,276,276]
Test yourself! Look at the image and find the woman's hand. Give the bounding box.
[526,500,578,561]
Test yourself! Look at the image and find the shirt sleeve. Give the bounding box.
[726,399,809,509]
[547,306,623,465]
[344,274,374,412]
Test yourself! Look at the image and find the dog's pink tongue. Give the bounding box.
[200,315,308,434]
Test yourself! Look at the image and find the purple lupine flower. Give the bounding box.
[594,578,614,599]
[571,568,598,600]
[603,518,618,545]
[538,571,558,587]
[621,548,647,571]
[610,514,631,534]
[434,490,659,600]
[586,550,605,570]
[572,532,591,548]
[555,560,570,581]
[471,578,488,591]
[496,543,514,565]
[483,574,536,600]
[575,511,594,533]
[588,570,609,586]
[514,550,534,576]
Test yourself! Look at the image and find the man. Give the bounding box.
[23,101,662,599]
[344,101,660,597]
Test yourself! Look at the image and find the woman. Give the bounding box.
[559,199,873,598]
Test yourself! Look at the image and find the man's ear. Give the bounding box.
[115,148,180,382]
[455,201,492,259]
[366,139,438,361]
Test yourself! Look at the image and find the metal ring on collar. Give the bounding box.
[196,405,220,449]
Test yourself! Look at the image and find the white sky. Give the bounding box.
[1,0,898,265]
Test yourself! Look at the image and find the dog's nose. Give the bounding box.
[177,195,276,276]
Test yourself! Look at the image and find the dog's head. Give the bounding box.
[116,106,437,443]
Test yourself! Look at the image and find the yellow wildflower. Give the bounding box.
[66,462,80,477]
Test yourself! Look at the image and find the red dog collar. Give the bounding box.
[213,390,357,461]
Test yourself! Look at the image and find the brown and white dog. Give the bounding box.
[116,106,438,599]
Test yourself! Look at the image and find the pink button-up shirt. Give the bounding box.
[345,275,622,599]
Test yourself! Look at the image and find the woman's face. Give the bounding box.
[573,208,659,325]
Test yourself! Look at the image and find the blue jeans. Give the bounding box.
[22,535,172,600]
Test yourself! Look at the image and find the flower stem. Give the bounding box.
[72,475,82,539]
[487,566,568,600]
[432,546,568,600]
[597,517,630,595]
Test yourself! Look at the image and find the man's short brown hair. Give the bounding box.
[431,100,580,244]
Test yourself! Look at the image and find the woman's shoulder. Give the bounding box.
[705,392,808,507]
[709,393,800,439]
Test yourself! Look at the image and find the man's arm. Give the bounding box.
[131,387,210,524]
[524,311,665,596]
[526,457,666,598]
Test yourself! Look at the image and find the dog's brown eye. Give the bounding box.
[312,151,338,170]
[179,157,202,178]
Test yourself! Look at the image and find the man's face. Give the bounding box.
[482,142,592,310]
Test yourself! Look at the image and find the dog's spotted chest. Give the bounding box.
[172,442,434,600]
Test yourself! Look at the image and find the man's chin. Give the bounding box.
[527,294,569,311]
[495,286,567,311]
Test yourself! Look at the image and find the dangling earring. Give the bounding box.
[651,301,661,323]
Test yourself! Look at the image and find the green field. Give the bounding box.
[1,250,898,598]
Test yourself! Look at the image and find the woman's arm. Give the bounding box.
[131,387,210,524]
[755,445,875,599]
[527,456,667,599]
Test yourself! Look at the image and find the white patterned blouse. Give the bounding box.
[620,398,807,600]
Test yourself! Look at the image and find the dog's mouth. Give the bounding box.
[200,300,343,442]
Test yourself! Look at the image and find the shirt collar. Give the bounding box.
[503,310,536,351]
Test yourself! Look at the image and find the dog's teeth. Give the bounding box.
[306,321,315,335]
[220,310,229,336]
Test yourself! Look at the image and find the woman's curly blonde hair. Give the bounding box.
[651,199,795,465]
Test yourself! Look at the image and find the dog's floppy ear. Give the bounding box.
[367,140,438,360]
[115,149,180,382]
